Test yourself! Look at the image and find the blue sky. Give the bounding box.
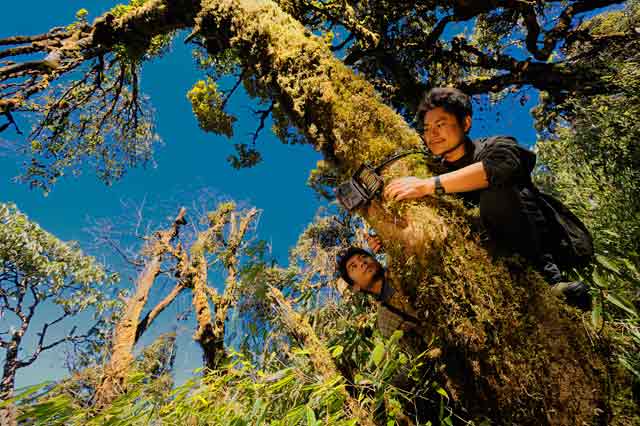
[1,1,538,390]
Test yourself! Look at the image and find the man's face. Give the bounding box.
[346,253,383,295]
[423,107,470,156]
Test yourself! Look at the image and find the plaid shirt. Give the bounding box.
[376,280,421,339]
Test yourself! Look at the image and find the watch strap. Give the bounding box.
[434,176,445,196]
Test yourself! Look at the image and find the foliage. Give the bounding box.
[534,65,640,254]
[14,323,453,426]
[0,203,115,400]
[8,334,177,425]
[187,77,236,137]
[587,253,639,386]
[530,6,640,413]
[0,203,107,297]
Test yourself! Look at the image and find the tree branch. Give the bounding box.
[528,0,625,61]
[134,280,188,342]
[250,103,274,145]
[17,311,73,368]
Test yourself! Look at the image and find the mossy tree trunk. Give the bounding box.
[0,0,611,423]
[192,1,607,424]
[95,208,186,408]
[185,203,258,370]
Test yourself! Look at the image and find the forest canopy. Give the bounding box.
[1,0,639,425]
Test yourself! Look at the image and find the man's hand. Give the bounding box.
[384,177,433,201]
[366,234,383,253]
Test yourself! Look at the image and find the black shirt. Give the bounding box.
[442,136,537,205]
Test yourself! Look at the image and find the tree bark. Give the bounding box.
[189,206,258,371]
[0,340,20,426]
[94,208,186,407]
[192,1,608,424]
[190,253,224,371]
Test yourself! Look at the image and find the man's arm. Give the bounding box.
[384,162,488,201]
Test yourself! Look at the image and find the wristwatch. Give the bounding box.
[434,176,446,196]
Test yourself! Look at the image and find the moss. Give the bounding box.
[191,0,611,423]
[187,78,236,136]
[108,0,174,62]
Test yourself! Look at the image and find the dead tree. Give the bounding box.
[178,202,259,370]
[94,208,186,407]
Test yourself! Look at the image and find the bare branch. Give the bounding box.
[0,29,69,46]
[250,103,274,145]
[219,70,245,111]
[134,280,188,342]
[17,311,73,368]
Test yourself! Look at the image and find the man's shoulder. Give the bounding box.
[377,303,407,338]
[472,135,519,150]
[471,135,527,160]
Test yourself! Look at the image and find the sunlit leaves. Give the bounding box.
[187,78,237,137]
[22,58,159,191]
[0,203,107,302]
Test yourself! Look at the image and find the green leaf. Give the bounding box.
[389,329,404,343]
[591,301,603,329]
[443,416,454,426]
[371,341,385,367]
[591,269,609,289]
[605,292,638,317]
[306,406,317,426]
[436,387,449,400]
[622,258,639,278]
[596,254,621,274]
[618,356,640,380]
[331,345,344,358]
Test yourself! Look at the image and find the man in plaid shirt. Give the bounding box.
[337,240,424,340]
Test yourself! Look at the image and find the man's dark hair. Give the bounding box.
[415,87,472,130]
[337,247,373,286]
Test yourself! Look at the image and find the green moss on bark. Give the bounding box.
[190,0,609,423]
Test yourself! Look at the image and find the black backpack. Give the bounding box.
[535,191,594,269]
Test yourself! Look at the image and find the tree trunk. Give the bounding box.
[0,340,19,426]
[94,208,186,407]
[191,255,226,370]
[94,257,162,407]
[193,0,608,423]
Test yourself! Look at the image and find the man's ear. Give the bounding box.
[464,115,472,133]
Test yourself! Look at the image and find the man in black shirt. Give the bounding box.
[383,87,590,309]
